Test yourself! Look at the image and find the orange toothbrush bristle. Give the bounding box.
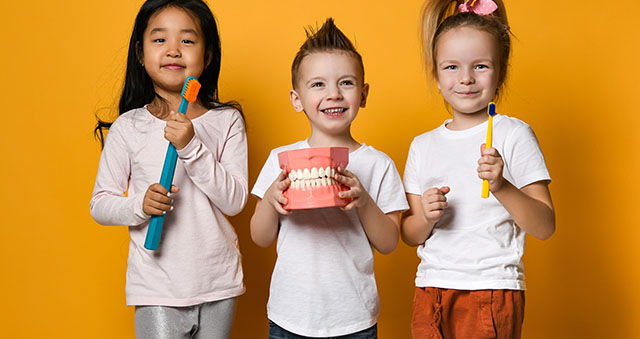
[182,77,201,103]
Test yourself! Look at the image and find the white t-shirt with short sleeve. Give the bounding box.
[252,140,408,337]
[403,114,550,290]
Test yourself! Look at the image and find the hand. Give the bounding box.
[263,169,291,215]
[164,111,195,150]
[478,144,505,193]
[143,183,179,216]
[421,186,450,225]
[334,166,372,210]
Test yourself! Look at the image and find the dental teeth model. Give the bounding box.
[277,147,351,210]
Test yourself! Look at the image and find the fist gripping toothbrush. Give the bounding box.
[144,76,201,250]
[481,102,496,198]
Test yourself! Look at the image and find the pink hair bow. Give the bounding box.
[458,0,498,15]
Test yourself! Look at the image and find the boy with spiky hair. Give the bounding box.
[250,18,408,338]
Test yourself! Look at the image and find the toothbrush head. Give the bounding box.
[181,76,201,103]
[488,102,496,117]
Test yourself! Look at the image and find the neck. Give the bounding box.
[307,130,360,152]
[447,107,490,130]
[148,91,206,120]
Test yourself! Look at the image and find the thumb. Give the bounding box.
[439,186,450,195]
[480,143,486,154]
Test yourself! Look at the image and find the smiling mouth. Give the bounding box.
[321,108,346,117]
[456,91,479,96]
[163,64,185,70]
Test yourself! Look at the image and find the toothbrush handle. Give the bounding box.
[482,115,493,198]
[144,144,178,250]
[144,98,189,250]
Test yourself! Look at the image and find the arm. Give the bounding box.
[401,187,450,246]
[335,167,399,254]
[250,170,291,248]
[168,111,249,216]
[90,123,149,226]
[478,145,555,240]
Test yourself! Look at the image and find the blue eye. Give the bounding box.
[476,64,488,70]
[444,65,457,70]
[340,80,354,86]
[311,82,324,88]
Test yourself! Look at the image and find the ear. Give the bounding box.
[205,50,212,68]
[289,89,304,112]
[359,83,370,108]
[136,41,144,66]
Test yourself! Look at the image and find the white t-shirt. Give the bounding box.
[403,114,551,290]
[90,107,247,306]
[252,140,408,337]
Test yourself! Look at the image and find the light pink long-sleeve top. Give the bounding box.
[90,107,247,306]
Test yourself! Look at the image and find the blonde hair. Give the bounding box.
[420,0,511,97]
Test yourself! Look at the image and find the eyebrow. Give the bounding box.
[148,28,198,35]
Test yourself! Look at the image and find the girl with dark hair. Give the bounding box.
[90,1,247,337]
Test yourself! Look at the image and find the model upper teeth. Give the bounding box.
[288,166,340,189]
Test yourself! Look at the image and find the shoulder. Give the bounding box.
[108,107,150,136]
[198,107,244,126]
[268,140,308,156]
[352,144,395,168]
[495,114,532,131]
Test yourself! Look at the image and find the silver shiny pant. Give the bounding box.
[135,297,237,339]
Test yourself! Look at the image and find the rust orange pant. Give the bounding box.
[411,287,524,339]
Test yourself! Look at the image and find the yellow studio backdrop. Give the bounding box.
[1,0,638,338]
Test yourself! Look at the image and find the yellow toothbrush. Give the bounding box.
[482,102,496,198]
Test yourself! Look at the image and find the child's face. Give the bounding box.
[435,27,499,118]
[290,51,369,138]
[141,7,206,96]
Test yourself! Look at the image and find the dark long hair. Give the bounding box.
[94,0,242,147]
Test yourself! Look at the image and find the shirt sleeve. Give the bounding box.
[251,150,281,199]
[371,154,409,215]
[89,121,149,226]
[502,124,551,188]
[176,110,248,216]
[403,137,422,195]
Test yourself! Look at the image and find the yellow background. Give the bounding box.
[1,0,638,338]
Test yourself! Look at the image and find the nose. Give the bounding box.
[458,67,475,85]
[326,85,343,100]
[166,41,181,58]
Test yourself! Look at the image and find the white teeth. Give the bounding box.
[318,167,325,177]
[320,178,327,187]
[330,168,335,178]
[325,166,331,178]
[289,171,295,181]
[305,179,311,188]
[302,168,310,180]
[323,108,344,113]
[311,167,318,178]
[296,169,303,179]
[288,167,340,189]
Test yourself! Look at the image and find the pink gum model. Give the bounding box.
[277,147,351,210]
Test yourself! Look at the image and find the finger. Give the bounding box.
[334,172,356,187]
[439,186,451,195]
[150,183,169,195]
[170,185,180,193]
[480,143,486,154]
[148,198,173,211]
[423,187,442,197]
[340,200,356,211]
[335,166,352,177]
[338,189,357,199]
[145,206,168,216]
[481,146,499,157]
[277,178,291,191]
[274,201,292,215]
[149,191,173,205]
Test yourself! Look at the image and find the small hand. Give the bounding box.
[421,186,450,225]
[334,166,371,210]
[478,144,505,193]
[264,169,292,215]
[143,183,180,215]
[164,111,195,150]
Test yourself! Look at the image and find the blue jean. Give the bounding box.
[268,320,377,339]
